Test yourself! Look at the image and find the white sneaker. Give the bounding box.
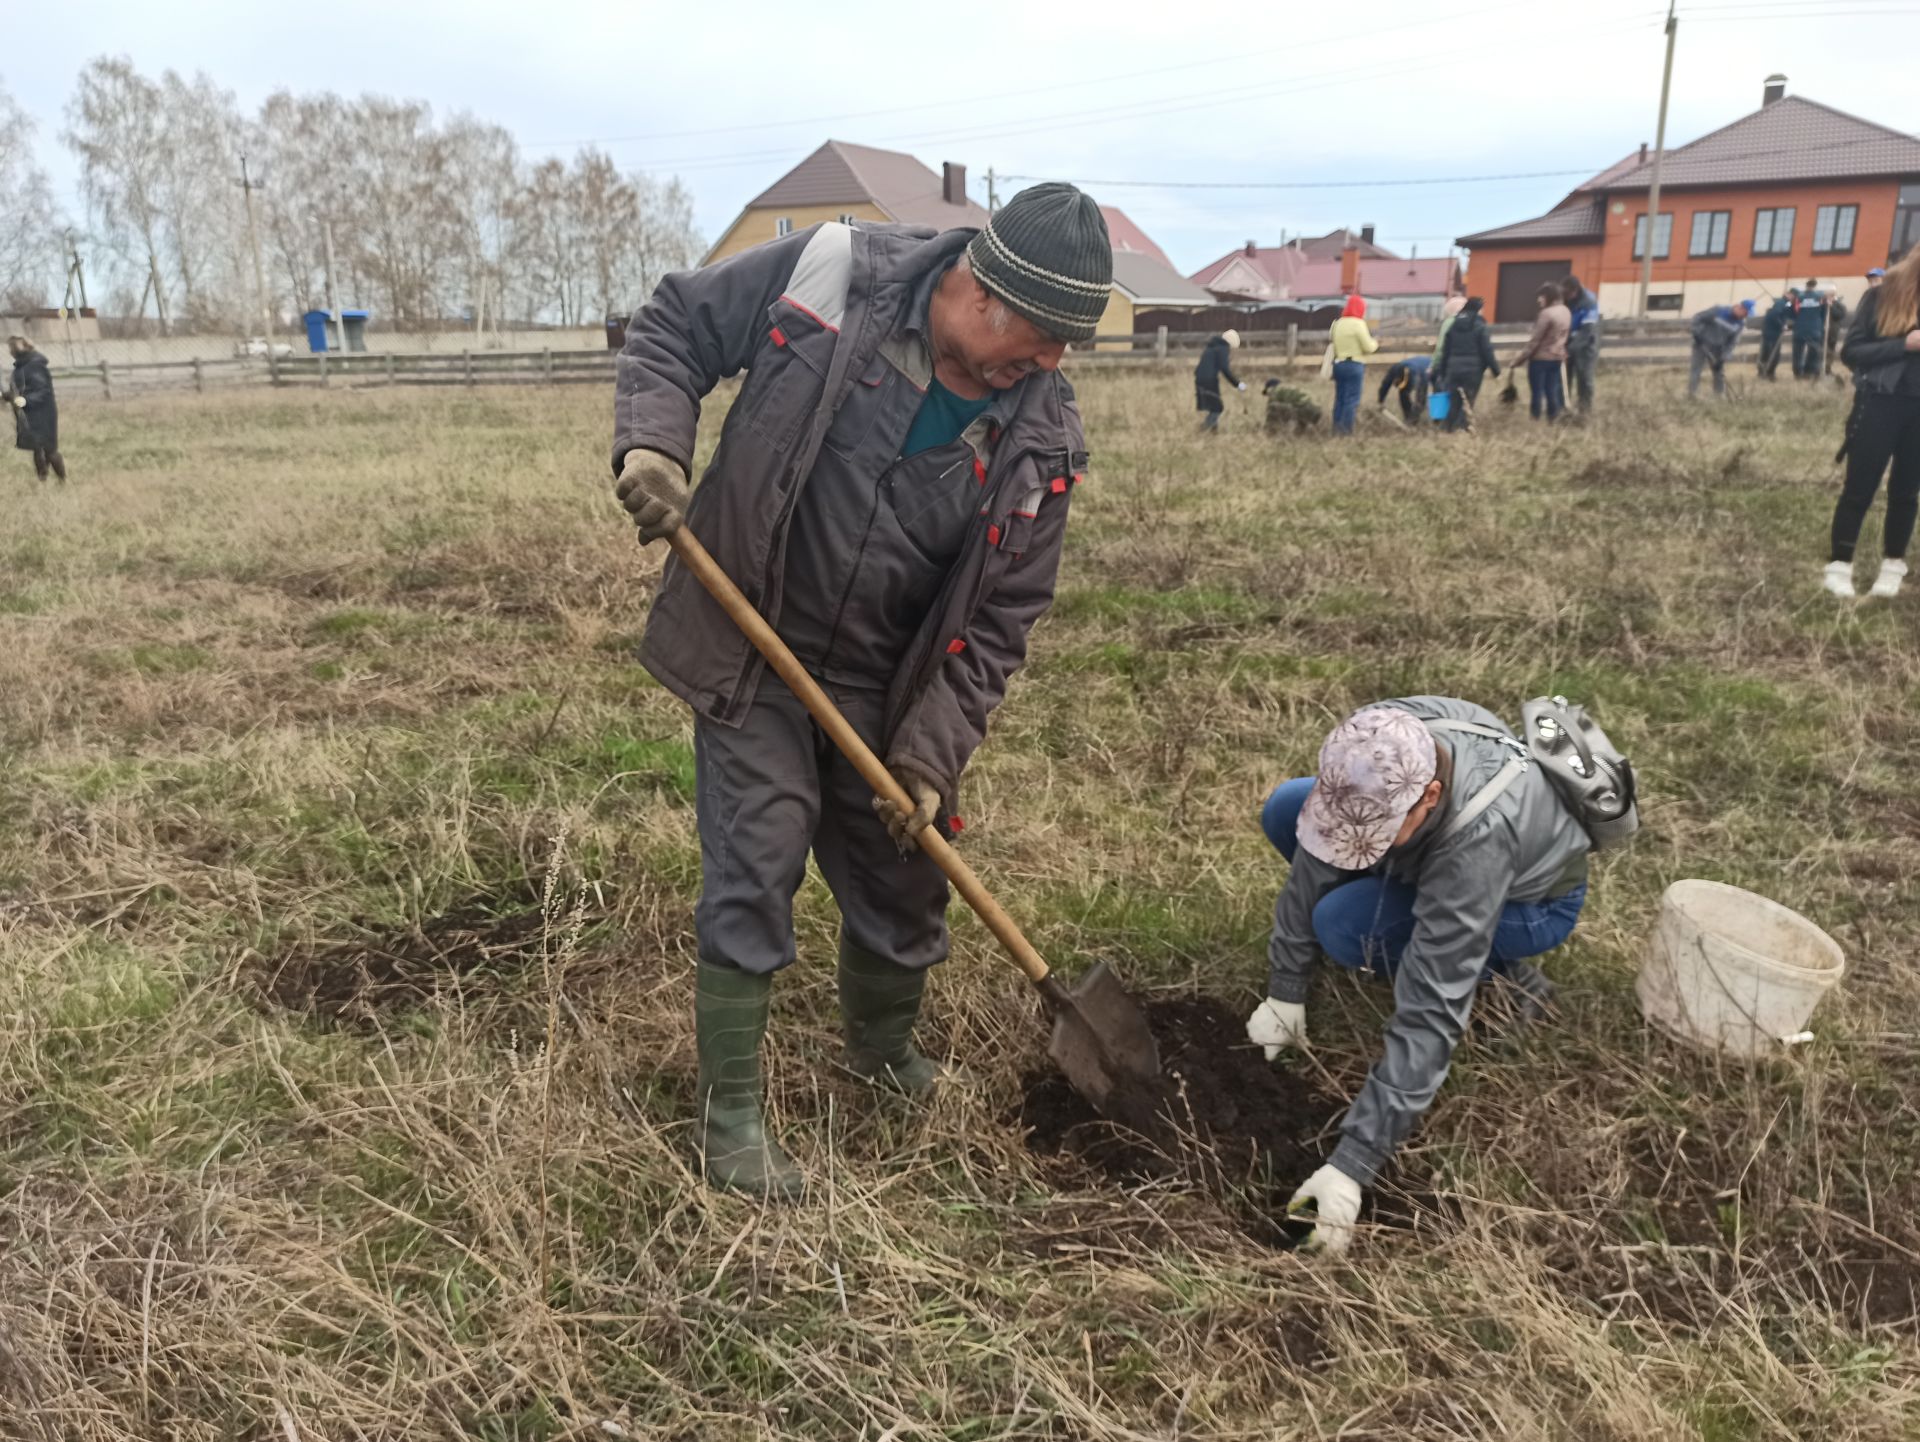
[1823,561,1857,598]
[1870,558,1908,598]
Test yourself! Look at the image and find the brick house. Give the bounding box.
[1191,228,1461,319]
[1456,77,1920,322]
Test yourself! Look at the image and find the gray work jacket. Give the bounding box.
[613,222,1088,796]
[1266,696,1591,1185]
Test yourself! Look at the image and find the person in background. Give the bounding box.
[1560,275,1600,417]
[1759,292,1794,380]
[1793,281,1829,380]
[1195,328,1246,432]
[1688,300,1753,399]
[1328,295,1378,436]
[1435,296,1499,433]
[1825,288,1850,379]
[1823,245,1920,599]
[4,336,64,482]
[1375,354,1433,424]
[1867,267,1886,289]
[1245,700,1591,1252]
[1510,283,1570,422]
[1431,294,1467,374]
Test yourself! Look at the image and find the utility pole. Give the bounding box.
[1637,1,1678,320]
[984,167,1000,213]
[321,218,342,352]
[237,154,274,344]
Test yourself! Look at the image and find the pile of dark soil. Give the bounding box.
[246,883,558,1024]
[1018,995,1349,1244]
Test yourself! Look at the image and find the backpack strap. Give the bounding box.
[1426,718,1530,844]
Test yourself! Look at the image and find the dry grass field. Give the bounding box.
[1,363,1917,1440]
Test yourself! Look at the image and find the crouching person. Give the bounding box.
[1246,699,1591,1251]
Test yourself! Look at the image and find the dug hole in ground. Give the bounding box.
[0,367,1916,1440]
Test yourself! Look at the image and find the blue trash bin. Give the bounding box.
[302,309,332,353]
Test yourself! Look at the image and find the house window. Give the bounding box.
[1646,293,1684,312]
[1632,212,1674,260]
[775,216,793,237]
[1689,210,1731,258]
[1752,207,1796,256]
[1890,184,1920,262]
[1812,204,1858,254]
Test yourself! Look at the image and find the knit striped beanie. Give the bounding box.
[967,183,1112,344]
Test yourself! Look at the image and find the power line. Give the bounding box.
[1001,167,1606,190]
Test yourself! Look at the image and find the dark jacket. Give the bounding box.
[1761,296,1793,345]
[1436,312,1498,386]
[1565,288,1601,360]
[1691,306,1745,362]
[1267,696,1591,1185]
[1793,293,1829,342]
[1376,356,1431,407]
[8,350,55,452]
[1840,287,1920,397]
[1194,335,1240,409]
[612,221,1086,797]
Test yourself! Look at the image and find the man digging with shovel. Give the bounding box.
[611,185,1113,1199]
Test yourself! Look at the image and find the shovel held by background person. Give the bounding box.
[662,521,1167,1129]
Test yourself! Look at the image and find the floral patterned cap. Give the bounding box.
[1296,707,1438,870]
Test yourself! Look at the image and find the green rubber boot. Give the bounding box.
[838,938,943,1095]
[693,964,805,1200]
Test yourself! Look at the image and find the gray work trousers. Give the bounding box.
[1566,346,1596,414]
[1688,345,1726,398]
[692,675,951,975]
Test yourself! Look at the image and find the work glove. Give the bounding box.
[1245,997,1308,1060]
[1236,381,1248,392]
[614,448,690,544]
[8,394,22,410]
[1287,1162,1363,1255]
[873,761,942,851]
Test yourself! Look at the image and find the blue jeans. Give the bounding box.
[1527,359,1565,421]
[1331,360,1364,435]
[1260,778,1585,977]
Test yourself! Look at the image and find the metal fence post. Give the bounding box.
[318,352,330,389]
[385,353,396,386]
[99,359,112,400]
[1286,323,1299,373]
[1154,325,1168,361]
[543,346,553,384]
[267,348,280,388]
[464,348,474,388]
[192,357,204,394]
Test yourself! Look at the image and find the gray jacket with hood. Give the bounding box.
[613,221,1087,797]
[1266,696,1591,1185]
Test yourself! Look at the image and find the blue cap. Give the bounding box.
[1738,298,1756,313]
[1868,267,1886,278]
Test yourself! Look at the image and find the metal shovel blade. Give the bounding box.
[1042,961,1167,1134]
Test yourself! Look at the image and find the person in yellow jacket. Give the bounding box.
[1329,294,1379,435]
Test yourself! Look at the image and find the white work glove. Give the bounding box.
[8,394,22,410]
[1288,1163,1363,1254]
[1236,381,1248,392]
[1245,997,1308,1060]
[873,761,943,851]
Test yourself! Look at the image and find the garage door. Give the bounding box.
[1493,259,1572,324]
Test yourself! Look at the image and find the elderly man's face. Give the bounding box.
[948,278,1068,390]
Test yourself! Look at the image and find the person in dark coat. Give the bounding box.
[1195,328,1246,431]
[5,336,64,482]
[1375,355,1432,424]
[1825,291,1850,378]
[1758,293,1794,379]
[1434,297,1499,433]
[1792,282,1829,379]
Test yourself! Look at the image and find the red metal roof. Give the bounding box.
[1290,255,1459,299]
[1099,207,1174,269]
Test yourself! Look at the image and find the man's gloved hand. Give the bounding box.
[1236,381,1248,392]
[1287,1163,1363,1255]
[1246,997,1307,1060]
[614,448,691,544]
[873,762,942,850]
[8,394,23,410]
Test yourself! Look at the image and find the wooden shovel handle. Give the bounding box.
[666,526,1051,985]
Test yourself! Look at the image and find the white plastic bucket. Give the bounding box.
[1635,879,1845,1058]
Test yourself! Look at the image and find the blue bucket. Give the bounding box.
[1427,392,1451,421]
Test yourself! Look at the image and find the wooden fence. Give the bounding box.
[48,322,1718,398]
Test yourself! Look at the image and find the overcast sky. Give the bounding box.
[14,0,1920,276]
